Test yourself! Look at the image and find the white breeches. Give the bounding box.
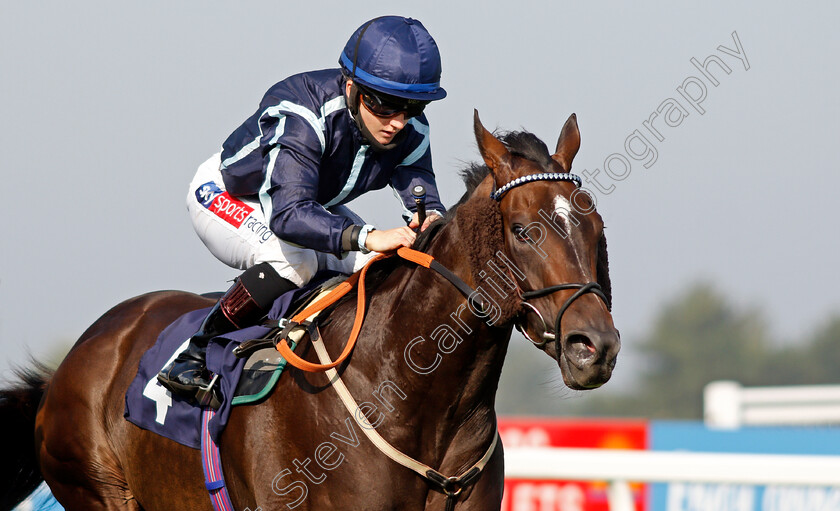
[186,153,378,287]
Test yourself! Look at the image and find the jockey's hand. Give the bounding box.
[364,226,416,252]
[408,212,443,232]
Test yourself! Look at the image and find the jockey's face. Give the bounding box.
[346,80,408,146]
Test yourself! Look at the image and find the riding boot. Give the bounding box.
[157,262,296,408]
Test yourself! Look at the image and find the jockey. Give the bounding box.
[157,16,448,407]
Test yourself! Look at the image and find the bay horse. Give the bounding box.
[1,111,619,511]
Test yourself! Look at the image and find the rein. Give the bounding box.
[274,251,390,372]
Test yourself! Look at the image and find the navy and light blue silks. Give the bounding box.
[219,68,446,258]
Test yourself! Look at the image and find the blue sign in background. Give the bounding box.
[651,421,840,511]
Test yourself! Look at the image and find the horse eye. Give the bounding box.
[512,224,530,243]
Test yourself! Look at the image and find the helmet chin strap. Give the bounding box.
[346,82,406,152]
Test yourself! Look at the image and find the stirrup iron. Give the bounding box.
[195,373,222,410]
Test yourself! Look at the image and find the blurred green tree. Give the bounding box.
[792,314,840,384]
[629,283,770,418]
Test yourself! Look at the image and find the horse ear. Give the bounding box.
[551,113,581,172]
[473,109,514,183]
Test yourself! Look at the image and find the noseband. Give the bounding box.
[492,172,611,347]
[518,283,609,346]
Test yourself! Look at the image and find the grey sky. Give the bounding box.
[2,2,838,389]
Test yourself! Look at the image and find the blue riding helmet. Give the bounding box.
[340,16,447,102]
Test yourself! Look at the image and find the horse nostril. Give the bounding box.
[558,329,620,389]
[565,333,597,364]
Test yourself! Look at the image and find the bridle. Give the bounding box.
[491,172,611,347]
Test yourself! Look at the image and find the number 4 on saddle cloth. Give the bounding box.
[124,271,345,449]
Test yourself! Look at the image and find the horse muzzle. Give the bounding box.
[515,281,620,389]
[557,326,620,389]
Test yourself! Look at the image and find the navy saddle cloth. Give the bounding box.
[124,272,341,449]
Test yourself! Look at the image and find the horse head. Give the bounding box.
[468,110,620,390]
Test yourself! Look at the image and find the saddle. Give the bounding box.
[124,271,346,448]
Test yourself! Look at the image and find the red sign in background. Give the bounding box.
[498,418,649,511]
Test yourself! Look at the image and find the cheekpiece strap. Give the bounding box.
[490,172,582,201]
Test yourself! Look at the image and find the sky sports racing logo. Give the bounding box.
[195,181,254,229]
[196,181,223,207]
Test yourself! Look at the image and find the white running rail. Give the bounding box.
[704,381,840,429]
[505,447,840,511]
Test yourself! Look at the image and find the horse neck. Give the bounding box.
[375,215,512,438]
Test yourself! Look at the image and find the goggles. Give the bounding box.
[358,86,429,119]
